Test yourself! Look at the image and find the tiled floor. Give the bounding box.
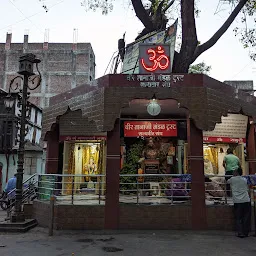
[52,194,234,206]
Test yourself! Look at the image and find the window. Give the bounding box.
[32,128,37,144]
[34,110,38,125]
[2,120,13,150]
[24,156,37,175]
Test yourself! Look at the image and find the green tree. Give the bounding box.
[120,141,144,193]
[44,0,253,72]
[189,62,211,75]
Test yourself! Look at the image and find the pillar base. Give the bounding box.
[11,211,25,223]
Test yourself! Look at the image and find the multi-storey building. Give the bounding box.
[0,33,96,108]
[0,89,44,191]
[224,80,254,95]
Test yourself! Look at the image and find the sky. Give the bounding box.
[0,0,255,86]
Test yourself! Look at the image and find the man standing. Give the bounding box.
[223,148,241,175]
[227,168,251,238]
[223,148,241,196]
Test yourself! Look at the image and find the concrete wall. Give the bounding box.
[33,201,105,230]
[33,201,256,231]
[119,205,192,229]
[0,154,18,191]
[0,33,95,108]
[206,205,235,230]
[0,150,44,190]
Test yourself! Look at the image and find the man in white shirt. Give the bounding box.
[227,168,251,238]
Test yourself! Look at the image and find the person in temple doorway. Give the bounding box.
[223,148,241,196]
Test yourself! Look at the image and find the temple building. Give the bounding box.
[41,73,256,230]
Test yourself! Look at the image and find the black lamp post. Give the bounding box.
[4,53,41,222]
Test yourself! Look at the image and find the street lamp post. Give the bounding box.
[4,53,41,222]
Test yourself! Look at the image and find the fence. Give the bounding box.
[118,173,247,205]
[36,173,255,206]
[37,174,106,205]
[119,173,191,204]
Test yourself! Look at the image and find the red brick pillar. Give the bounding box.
[45,128,59,174]
[105,119,120,229]
[187,118,207,230]
[247,119,256,175]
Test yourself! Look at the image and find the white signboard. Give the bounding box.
[203,114,248,142]
[122,19,178,74]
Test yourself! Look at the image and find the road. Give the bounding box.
[0,226,256,256]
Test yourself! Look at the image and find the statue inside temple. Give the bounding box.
[140,137,160,160]
[86,157,97,174]
[84,157,97,184]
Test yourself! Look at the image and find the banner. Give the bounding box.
[124,121,177,137]
[203,137,246,143]
[122,19,178,74]
[59,136,107,141]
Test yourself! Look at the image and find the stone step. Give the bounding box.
[0,219,38,232]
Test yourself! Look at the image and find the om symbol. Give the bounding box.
[141,46,170,72]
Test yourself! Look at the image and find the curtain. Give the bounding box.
[64,143,75,195]
[74,145,83,191]
[204,147,218,174]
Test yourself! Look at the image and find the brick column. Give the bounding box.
[45,127,59,174]
[247,119,256,175]
[187,118,207,230]
[105,119,120,229]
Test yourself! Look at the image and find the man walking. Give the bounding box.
[227,168,251,238]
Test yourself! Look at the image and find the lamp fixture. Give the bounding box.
[4,94,15,111]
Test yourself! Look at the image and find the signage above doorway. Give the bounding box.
[203,114,248,143]
[124,121,177,137]
[126,74,184,88]
[122,19,178,74]
[59,136,107,141]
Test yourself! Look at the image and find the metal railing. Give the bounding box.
[205,175,232,205]
[5,173,38,218]
[37,174,106,205]
[119,173,255,205]
[32,173,256,206]
[119,174,191,205]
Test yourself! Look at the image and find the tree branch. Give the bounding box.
[193,0,248,61]
[156,0,165,17]
[131,0,154,29]
[163,0,175,13]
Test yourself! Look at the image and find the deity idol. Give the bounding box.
[141,137,160,160]
[86,157,97,174]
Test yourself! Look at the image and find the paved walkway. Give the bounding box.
[0,227,255,256]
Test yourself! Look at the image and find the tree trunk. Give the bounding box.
[172,0,197,73]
